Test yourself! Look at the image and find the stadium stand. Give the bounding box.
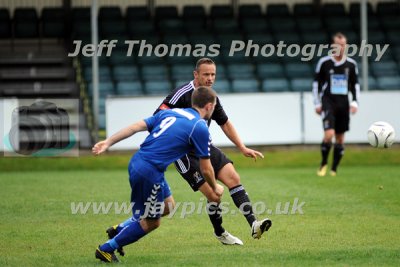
[1,1,400,133]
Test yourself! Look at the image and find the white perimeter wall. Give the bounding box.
[105,91,400,150]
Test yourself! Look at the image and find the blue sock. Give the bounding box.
[114,220,147,247]
[99,239,119,253]
[116,217,136,232]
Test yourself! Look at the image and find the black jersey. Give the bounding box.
[312,56,360,108]
[154,80,229,126]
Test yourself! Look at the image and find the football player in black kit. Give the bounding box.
[154,58,271,245]
[313,33,360,177]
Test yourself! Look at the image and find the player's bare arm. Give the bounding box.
[220,120,264,161]
[92,120,148,155]
[199,158,224,197]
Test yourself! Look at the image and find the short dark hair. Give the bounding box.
[191,86,216,108]
[332,32,347,43]
[195,58,216,71]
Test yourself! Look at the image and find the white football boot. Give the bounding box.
[215,231,243,245]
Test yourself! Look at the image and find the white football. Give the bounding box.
[367,121,395,148]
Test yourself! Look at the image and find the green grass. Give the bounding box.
[0,147,399,266]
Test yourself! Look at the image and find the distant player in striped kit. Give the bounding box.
[154,58,271,245]
[313,32,360,176]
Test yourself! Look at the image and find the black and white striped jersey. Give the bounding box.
[154,80,229,126]
[312,56,360,108]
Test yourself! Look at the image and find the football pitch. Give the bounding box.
[1,147,399,266]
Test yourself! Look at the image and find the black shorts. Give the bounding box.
[174,144,233,191]
[321,101,349,134]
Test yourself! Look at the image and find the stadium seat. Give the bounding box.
[162,34,189,46]
[210,5,233,19]
[322,3,346,17]
[127,20,155,36]
[144,80,172,95]
[220,49,251,64]
[217,33,244,50]
[365,76,378,90]
[377,76,400,90]
[166,54,194,65]
[227,64,255,79]
[88,81,115,96]
[380,16,400,31]
[171,64,194,80]
[72,20,91,38]
[14,8,39,38]
[112,66,139,81]
[344,31,359,45]
[174,80,189,88]
[247,33,275,45]
[212,18,240,33]
[349,2,374,17]
[126,6,150,22]
[368,47,395,64]
[269,18,296,33]
[301,32,329,45]
[285,63,313,79]
[84,66,112,82]
[353,16,382,31]
[99,97,107,114]
[371,61,399,77]
[393,46,400,62]
[135,53,164,65]
[256,63,285,79]
[293,3,317,17]
[41,7,66,38]
[368,30,387,45]
[253,53,282,64]
[115,81,143,95]
[282,54,306,64]
[72,7,91,22]
[290,78,313,92]
[376,2,400,17]
[98,113,106,129]
[100,21,127,38]
[141,65,169,81]
[274,32,301,45]
[155,6,179,20]
[266,4,290,17]
[231,79,259,93]
[189,33,216,47]
[183,5,206,19]
[108,50,135,66]
[99,6,122,21]
[80,55,108,68]
[213,79,231,93]
[387,31,400,46]
[324,17,354,33]
[261,78,290,92]
[241,18,270,34]
[297,17,324,32]
[0,8,11,38]
[183,18,207,33]
[238,4,262,19]
[158,18,184,34]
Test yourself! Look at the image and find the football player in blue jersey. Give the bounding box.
[92,86,223,263]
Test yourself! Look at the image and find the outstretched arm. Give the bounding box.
[92,120,148,155]
[220,120,264,161]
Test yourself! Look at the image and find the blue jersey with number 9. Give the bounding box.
[137,108,211,171]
